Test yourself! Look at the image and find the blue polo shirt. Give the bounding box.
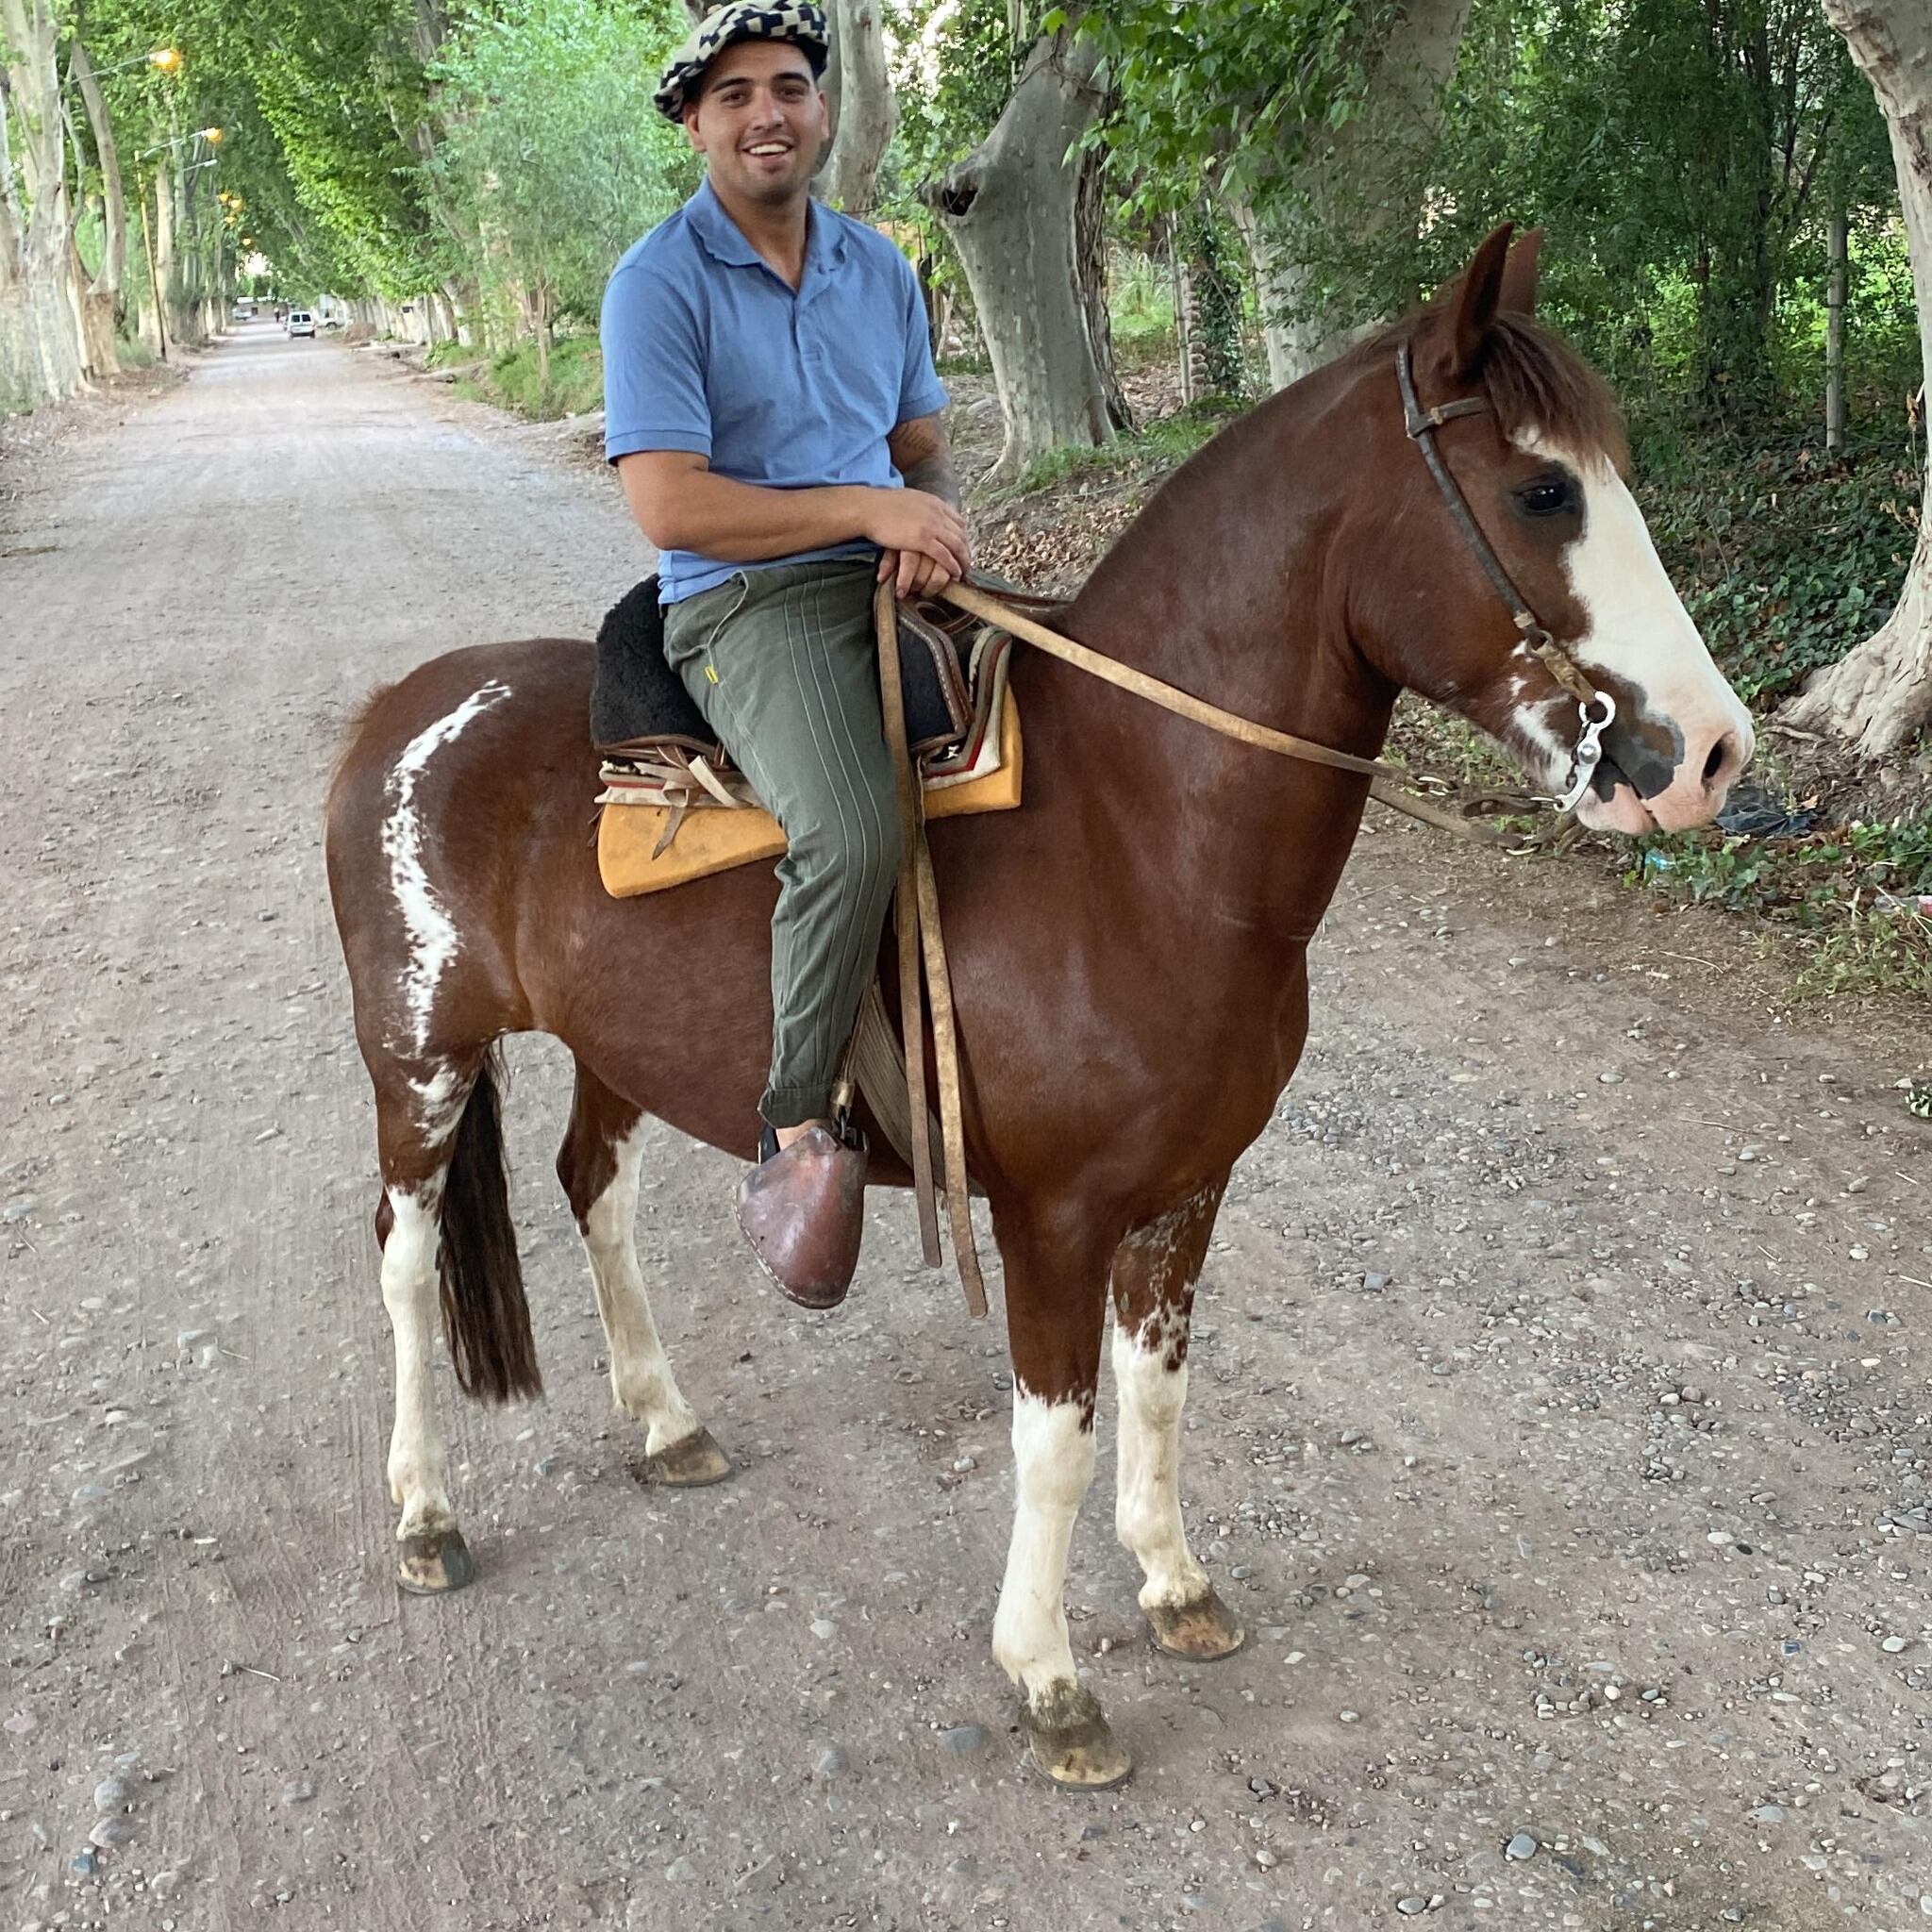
[602,179,949,604]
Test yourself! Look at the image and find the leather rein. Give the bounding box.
[938,341,1618,841]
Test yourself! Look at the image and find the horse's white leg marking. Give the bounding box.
[1112,1313,1210,1612]
[991,1390,1095,1702]
[581,1122,702,1454]
[378,680,513,1059]
[381,1187,456,1541]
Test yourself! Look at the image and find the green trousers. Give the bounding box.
[661,558,901,1130]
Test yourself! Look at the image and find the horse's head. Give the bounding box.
[1345,225,1753,834]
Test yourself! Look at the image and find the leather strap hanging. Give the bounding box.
[874,581,987,1316]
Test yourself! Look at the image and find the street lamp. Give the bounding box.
[95,46,181,75]
[137,125,222,158]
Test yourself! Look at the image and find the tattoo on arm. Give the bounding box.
[888,413,961,510]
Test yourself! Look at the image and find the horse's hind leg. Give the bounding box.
[557,1060,729,1487]
[1109,1176,1245,1660]
[374,1045,541,1594]
[374,1061,478,1596]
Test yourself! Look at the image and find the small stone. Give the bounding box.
[1230,1564,1253,1580]
[1750,1805,1785,1824]
[1,1713,34,1736]
[664,1857,696,1882]
[951,1455,976,1473]
[92,1778,132,1811]
[812,1744,848,1778]
[89,1816,136,1849]
[280,1781,315,1805]
[149,1869,182,1899]
[939,1724,989,1755]
[71,1847,98,1876]
[1505,1833,1538,1860]
[809,1618,837,1641]
[1338,1708,1359,1724]
[1882,1636,1907,1654]
[1397,1898,1430,1916]
[1363,1272,1391,1291]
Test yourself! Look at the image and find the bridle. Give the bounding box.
[1395,340,1616,813]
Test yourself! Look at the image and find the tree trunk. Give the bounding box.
[923,27,1113,482]
[819,0,895,217]
[1074,137,1129,432]
[1176,202,1241,399]
[1784,0,1932,753]
[0,0,87,408]
[69,40,125,378]
[533,281,551,405]
[1826,206,1848,453]
[1219,0,1472,392]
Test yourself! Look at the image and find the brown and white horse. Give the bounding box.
[325,228,1753,1787]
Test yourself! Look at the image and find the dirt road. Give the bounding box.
[3,328,1928,1932]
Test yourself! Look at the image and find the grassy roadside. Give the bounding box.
[440,334,603,421]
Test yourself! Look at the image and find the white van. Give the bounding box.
[286,310,316,339]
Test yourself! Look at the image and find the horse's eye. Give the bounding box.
[1517,475,1575,519]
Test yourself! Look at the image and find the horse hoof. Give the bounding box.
[641,1426,733,1489]
[396,1528,475,1595]
[1147,1588,1246,1660]
[1021,1683,1133,1790]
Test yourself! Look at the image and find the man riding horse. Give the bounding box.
[601,0,967,1311]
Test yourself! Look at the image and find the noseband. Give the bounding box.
[1395,341,1614,812]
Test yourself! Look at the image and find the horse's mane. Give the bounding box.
[1353,308,1629,474]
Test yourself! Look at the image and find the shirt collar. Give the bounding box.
[687,176,848,283]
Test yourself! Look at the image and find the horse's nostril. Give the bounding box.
[1703,735,1731,788]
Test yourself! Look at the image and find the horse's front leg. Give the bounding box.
[1109,1177,1245,1658]
[991,1207,1130,1789]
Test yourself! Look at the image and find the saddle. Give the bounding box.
[591,575,1022,897]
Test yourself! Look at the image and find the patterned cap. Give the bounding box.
[656,3,829,122]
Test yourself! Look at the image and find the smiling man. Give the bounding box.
[602,1,969,1310]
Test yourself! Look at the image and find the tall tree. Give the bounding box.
[1,0,87,407]
[66,39,127,378]
[821,0,896,215]
[923,16,1120,481]
[1783,0,1932,752]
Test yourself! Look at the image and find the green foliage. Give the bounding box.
[1634,411,1921,705]
[429,0,692,330]
[457,332,604,419]
[1303,0,1898,419]
[1628,818,1932,997]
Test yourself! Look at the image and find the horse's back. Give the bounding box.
[325,638,775,1142]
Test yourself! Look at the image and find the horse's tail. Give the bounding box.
[439,1047,542,1404]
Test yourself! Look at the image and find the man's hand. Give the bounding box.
[864,488,971,599]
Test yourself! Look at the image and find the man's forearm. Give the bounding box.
[625,461,874,560]
[898,447,960,513]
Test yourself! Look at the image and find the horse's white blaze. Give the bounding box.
[992,1389,1095,1701]
[1512,434,1753,833]
[580,1122,702,1454]
[379,681,514,1055]
[1112,1319,1210,1611]
[380,1188,456,1540]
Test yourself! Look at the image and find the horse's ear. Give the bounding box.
[1498,226,1542,316]
[1424,222,1514,381]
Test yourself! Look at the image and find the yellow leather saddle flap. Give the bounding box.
[598,691,1023,900]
